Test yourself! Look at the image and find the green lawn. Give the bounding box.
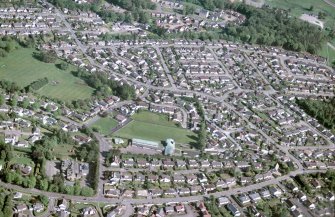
[0,48,94,101]
[132,110,178,127]
[318,43,335,65]
[11,151,34,166]
[265,0,335,28]
[91,117,119,135]
[114,115,197,145]
[52,143,77,159]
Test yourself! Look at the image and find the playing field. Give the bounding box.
[114,111,197,144]
[0,48,94,101]
[265,0,335,28]
[91,117,119,135]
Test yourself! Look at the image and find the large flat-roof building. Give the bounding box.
[132,138,162,150]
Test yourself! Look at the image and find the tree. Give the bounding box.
[0,95,4,106]
[57,62,69,70]
[183,4,195,15]
[309,5,314,11]
[38,195,49,206]
[80,187,94,196]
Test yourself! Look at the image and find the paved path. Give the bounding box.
[323,0,335,8]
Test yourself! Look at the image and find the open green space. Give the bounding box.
[265,0,335,28]
[114,111,196,144]
[0,48,94,101]
[10,151,34,166]
[318,43,335,65]
[90,117,118,135]
[52,143,77,159]
[132,110,178,127]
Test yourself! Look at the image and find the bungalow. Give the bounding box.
[269,186,282,197]
[237,194,251,206]
[217,196,230,206]
[178,188,190,196]
[226,203,240,217]
[259,188,271,199]
[286,199,297,211]
[151,189,163,197]
[190,186,203,195]
[136,189,148,198]
[304,199,315,210]
[249,192,262,203]
[14,204,28,213]
[57,199,68,210]
[174,204,185,214]
[311,179,321,189]
[114,114,127,124]
[297,191,307,201]
[173,175,185,183]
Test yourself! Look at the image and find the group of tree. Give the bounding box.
[0,193,13,217]
[72,69,136,100]
[296,97,335,129]
[223,3,327,54]
[0,37,17,58]
[25,77,49,92]
[33,50,58,63]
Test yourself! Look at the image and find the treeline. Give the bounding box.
[296,98,335,129]
[0,193,13,217]
[223,3,327,54]
[25,77,49,92]
[182,0,225,11]
[107,0,156,10]
[72,69,136,100]
[33,51,58,63]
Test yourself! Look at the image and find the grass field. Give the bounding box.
[265,0,335,28]
[114,111,197,144]
[91,117,119,135]
[318,43,335,65]
[132,110,178,127]
[0,48,94,101]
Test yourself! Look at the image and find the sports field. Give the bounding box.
[91,117,119,135]
[114,111,197,144]
[0,48,94,101]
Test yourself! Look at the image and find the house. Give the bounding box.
[291,209,303,217]
[237,194,251,206]
[197,173,208,183]
[259,188,271,199]
[297,191,307,201]
[325,191,335,201]
[269,186,282,197]
[311,179,321,189]
[304,199,315,210]
[57,199,68,210]
[136,189,148,198]
[14,204,28,213]
[33,203,44,213]
[226,203,240,217]
[286,199,297,211]
[114,114,127,124]
[249,192,261,203]
[217,197,230,206]
[164,206,174,215]
[178,188,190,195]
[174,204,185,214]
[173,175,185,183]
